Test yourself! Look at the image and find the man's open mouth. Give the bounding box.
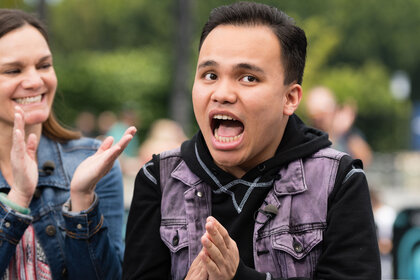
[211,114,244,143]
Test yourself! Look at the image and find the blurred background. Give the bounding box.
[2,0,420,278]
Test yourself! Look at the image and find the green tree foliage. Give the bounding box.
[0,0,26,8]
[49,0,173,51]
[45,0,176,138]
[21,0,419,151]
[53,49,170,138]
[192,1,414,151]
[299,16,411,150]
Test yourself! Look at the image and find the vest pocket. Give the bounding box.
[271,229,323,278]
[272,228,322,259]
[160,220,189,279]
[160,219,188,252]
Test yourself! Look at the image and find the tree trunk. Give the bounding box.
[170,0,193,133]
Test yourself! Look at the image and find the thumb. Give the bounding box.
[26,133,38,160]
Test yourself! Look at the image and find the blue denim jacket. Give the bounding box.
[0,135,124,280]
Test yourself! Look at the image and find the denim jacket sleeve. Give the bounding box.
[0,202,33,274]
[62,160,124,280]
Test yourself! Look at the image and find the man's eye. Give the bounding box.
[204,73,217,80]
[241,75,257,83]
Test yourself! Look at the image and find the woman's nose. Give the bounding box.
[21,69,43,90]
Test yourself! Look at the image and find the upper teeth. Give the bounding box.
[213,114,236,121]
[15,95,42,105]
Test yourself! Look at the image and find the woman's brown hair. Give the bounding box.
[0,9,80,142]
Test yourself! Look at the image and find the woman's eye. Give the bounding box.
[3,69,20,75]
[241,75,257,83]
[39,63,52,69]
[204,73,217,80]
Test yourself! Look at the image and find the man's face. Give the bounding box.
[192,24,300,177]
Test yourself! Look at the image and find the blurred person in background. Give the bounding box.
[107,108,139,158]
[306,86,372,167]
[0,9,136,279]
[97,110,117,141]
[75,110,97,137]
[138,118,187,167]
[123,2,380,279]
[124,118,187,213]
[370,188,396,279]
[107,108,140,176]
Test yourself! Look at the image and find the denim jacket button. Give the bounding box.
[172,235,179,246]
[4,221,10,228]
[196,191,203,198]
[33,188,42,199]
[62,267,68,278]
[293,241,303,253]
[45,225,57,236]
[77,224,83,230]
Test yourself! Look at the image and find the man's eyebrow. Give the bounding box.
[234,63,265,73]
[197,60,218,69]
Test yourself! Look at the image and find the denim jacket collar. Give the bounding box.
[273,159,307,196]
[172,156,307,198]
[0,134,70,191]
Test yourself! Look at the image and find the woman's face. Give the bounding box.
[0,24,56,127]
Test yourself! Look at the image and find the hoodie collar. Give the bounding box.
[181,114,331,187]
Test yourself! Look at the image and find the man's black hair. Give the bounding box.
[199,1,307,85]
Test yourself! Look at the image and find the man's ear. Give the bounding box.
[283,84,302,116]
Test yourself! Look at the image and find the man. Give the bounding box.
[305,86,372,166]
[123,2,380,279]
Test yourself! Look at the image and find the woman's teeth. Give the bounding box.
[15,95,42,104]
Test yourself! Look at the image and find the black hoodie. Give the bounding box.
[180,114,331,271]
[123,114,381,280]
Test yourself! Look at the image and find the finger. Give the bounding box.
[190,252,202,267]
[201,247,221,278]
[12,128,25,159]
[186,250,208,280]
[115,130,135,150]
[205,219,228,257]
[201,233,224,269]
[98,136,114,153]
[207,216,232,249]
[14,105,25,117]
[26,133,38,160]
[14,111,25,134]
[14,106,26,129]
[103,135,131,160]
[124,126,137,137]
[13,111,25,151]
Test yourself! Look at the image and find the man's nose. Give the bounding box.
[211,79,237,104]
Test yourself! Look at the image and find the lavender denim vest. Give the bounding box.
[158,147,345,279]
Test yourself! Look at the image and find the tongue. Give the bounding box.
[217,121,244,137]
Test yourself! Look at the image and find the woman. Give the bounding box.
[0,9,136,279]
